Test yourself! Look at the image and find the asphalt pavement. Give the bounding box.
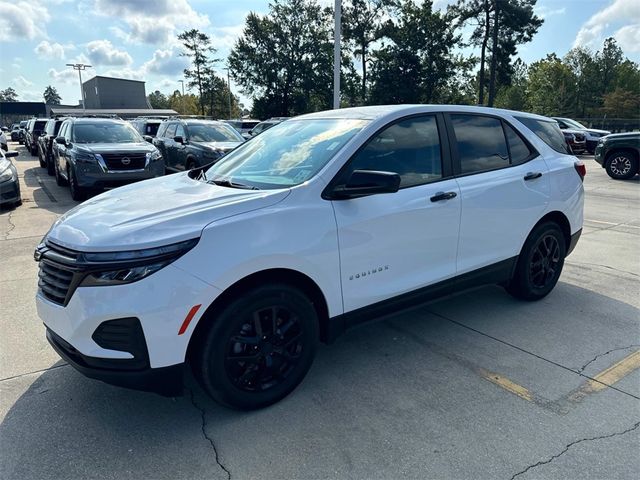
[1,142,638,480]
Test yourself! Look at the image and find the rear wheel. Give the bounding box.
[193,284,319,410]
[506,222,566,301]
[605,151,638,180]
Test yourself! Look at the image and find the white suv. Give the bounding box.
[35,105,585,409]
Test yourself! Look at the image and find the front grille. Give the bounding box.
[101,153,147,171]
[37,241,82,306]
[574,133,586,142]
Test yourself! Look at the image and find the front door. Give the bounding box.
[330,114,461,313]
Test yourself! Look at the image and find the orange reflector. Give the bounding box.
[178,304,202,335]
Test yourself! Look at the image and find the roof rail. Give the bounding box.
[164,115,217,120]
[132,116,171,120]
[64,114,123,119]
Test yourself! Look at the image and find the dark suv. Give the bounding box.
[153,119,244,172]
[594,132,639,179]
[53,117,164,201]
[130,117,164,139]
[38,118,66,175]
[25,118,48,156]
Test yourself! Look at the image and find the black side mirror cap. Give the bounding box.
[55,136,66,145]
[143,135,153,143]
[173,135,185,144]
[327,170,401,200]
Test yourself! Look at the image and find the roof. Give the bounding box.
[297,104,552,122]
[86,76,146,84]
[49,108,177,118]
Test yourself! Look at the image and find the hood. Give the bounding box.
[603,132,639,140]
[79,142,157,154]
[585,128,611,135]
[195,141,242,152]
[46,172,290,252]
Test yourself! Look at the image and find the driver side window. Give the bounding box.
[343,115,442,188]
[175,124,185,139]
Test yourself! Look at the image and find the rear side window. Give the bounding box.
[145,123,160,136]
[451,115,509,174]
[504,123,535,165]
[34,121,47,130]
[345,115,442,188]
[516,117,570,154]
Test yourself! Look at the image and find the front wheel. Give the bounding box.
[193,284,319,410]
[506,222,566,301]
[605,152,638,180]
[68,166,87,201]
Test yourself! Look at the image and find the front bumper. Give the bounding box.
[594,143,605,166]
[47,327,184,396]
[75,159,165,188]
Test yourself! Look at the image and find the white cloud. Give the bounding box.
[614,23,640,53]
[48,67,80,85]
[34,40,74,60]
[535,6,566,19]
[574,0,640,49]
[86,40,133,66]
[100,67,145,81]
[143,48,189,76]
[13,75,33,88]
[0,0,50,41]
[94,0,209,45]
[211,24,245,50]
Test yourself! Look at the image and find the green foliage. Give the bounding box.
[178,29,218,115]
[0,88,18,102]
[147,90,171,109]
[527,54,576,116]
[43,85,61,105]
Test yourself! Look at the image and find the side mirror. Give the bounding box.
[173,135,185,144]
[143,135,153,143]
[329,170,401,200]
[55,136,67,146]
[5,151,19,158]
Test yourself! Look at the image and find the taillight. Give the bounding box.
[574,160,586,181]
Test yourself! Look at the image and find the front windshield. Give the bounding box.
[205,118,368,189]
[563,118,586,129]
[189,123,243,142]
[73,122,143,144]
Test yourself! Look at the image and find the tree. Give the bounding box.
[494,58,528,111]
[597,37,624,95]
[229,0,335,117]
[342,0,389,103]
[0,87,18,102]
[178,29,217,115]
[147,90,171,109]
[527,54,576,116]
[563,46,600,117]
[201,69,242,119]
[169,90,200,115]
[43,85,61,105]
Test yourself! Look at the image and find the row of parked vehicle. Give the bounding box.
[22,115,288,201]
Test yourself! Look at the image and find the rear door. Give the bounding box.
[446,113,550,275]
[331,114,461,313]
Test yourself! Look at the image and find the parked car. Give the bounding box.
[594,132,639,180]
[17,121,28,144]
[35,105,584,409]
[0,130,7,151]
[25,118,48,156]
[38,118,66,175]
[552,117,610,154]
[224,119,261,139]
[249,117,289,137]
[562,129,587,154]
[10,124,24,143]
[130,117,164,140]
[0,149,21,207]
[52,117,164,201]
[153,118,244,172]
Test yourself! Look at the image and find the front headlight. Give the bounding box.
[75,152,97,163]
[147,150,162,162]
[0,167,15,182]
[79,238,199,287]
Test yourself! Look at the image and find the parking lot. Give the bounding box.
[1,140,638,479]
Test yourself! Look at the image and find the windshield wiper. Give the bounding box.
[208,178,259,190]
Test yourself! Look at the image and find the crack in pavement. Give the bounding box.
[3,208,16,240]
[0,363,70,382]
[578,345,640,374]
[509,420,640,479]
[188,388,231,480]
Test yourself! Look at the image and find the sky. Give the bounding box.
[1,0,639,107]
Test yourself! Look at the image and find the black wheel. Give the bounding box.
[46,152,55,176]
[68,165,86,201]
[185,159,196,170]
[55,158,67,186]
[605,151,638,180]
[193,284,319,410]
[506,222,566,301]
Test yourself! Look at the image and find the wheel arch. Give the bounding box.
[530,211,571,251]
[186,268,332,363]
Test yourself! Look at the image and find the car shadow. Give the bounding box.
[1,282,638,479]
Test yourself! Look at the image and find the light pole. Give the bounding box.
[66,63,92,110]
[333,0,341,109]
[178,80,185,96]
[223,67,232,119]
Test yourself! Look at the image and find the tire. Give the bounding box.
[605,151,638,180]
[38,148,46,168]
[185,158,197,171]
[506,222,566,301]
[55,158,67,186]
[68,165,86,201]
[46,152,55,176]
[193,284,319,410]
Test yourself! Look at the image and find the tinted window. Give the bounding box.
[451,115,509,173]
[73,122,142,144]
[345,115,442,188]
[516,117,570,154]
[165,123,177,138]
[145,122,160,136]
[188,123,243,142]
[34,120,47,131]
[504,123,534,165]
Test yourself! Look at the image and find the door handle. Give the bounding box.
[524,172,542,181]
[430,191,457,202]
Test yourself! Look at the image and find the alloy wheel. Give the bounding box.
[529,234,560,289]
[610,156,632,176]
